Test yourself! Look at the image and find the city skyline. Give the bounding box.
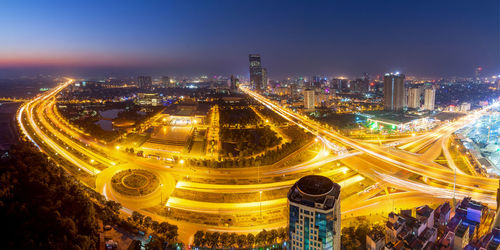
[1,1,500,249]
[1,0,499,78]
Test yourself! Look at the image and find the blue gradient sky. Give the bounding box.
[1,0,499,78]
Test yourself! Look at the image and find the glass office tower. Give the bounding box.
[288,175,341,250]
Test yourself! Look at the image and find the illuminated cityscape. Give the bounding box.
[0,1,499,250]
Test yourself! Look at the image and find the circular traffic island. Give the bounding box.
[111,169,159,196]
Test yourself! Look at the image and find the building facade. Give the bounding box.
[407,87,421,109]
[249,54,267,91]
[137,76,153,90]
[135,93,162,106]
[288,175,341,250]
[230,75,239,90]
[304,89,315,110]
[383,73,406,111]
[161,76,171,88]
[423,88,435,111]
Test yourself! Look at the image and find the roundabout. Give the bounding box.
[111,169,159,196]
[96,164,177,211]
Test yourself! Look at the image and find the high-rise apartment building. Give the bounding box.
[230,75,239,90]
[137,76,153,90]
[249,54,268,91]
[407,87,421,109]
[330,78,346,91]
[161,76,171,88]
[312,76,322,88]
[304,89,315,110]
[423,88,436,111]
[383,73,406,111]
[288,175,341,250]
[352,78,369,93]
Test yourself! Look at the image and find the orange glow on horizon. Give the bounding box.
[0,52,169,68]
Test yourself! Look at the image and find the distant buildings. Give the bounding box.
[135,93,161,106]
[352,77,369,93]
[288,175,341,250]
[161,76,172,88]
[383,73,406,111]
[407,87,421,109]
[423,88,436,111]
[475,66,483,80]
[460,102,471,112]
[137,76,153,90]
[229,75,239,90]
[330,78,346,91]
[249,54,268,91]
[303,89,315,110]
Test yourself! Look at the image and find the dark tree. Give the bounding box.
[0,144,100,249]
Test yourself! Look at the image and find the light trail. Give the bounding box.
[242,86,500,197]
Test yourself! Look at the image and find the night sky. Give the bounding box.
[1,0,499,78]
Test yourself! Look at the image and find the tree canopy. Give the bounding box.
[0,144,100,249]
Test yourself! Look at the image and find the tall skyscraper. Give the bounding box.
[229,75,239,90]
[312,76,322,88]
[304,89,315,110]
[288,175,341,250]
[330,78,345,91]
[383,73,406,111]
[353,78,369,93]
[137,76,153,90]
[262,68,268,89]
[423,88,436,111]
[161,76,171,88]
[407,87,421,109]
[249,54,267,91]
[475,66,483,80]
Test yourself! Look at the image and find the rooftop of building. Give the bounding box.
[455,224,469,238]
[418,227,437,242]
[296,175,335,196]
[367,228,385,242]
[439,231,455,247]
[287,175,340,210]
[436,202,451,215]
[366,111,430,125]
[385,240,405,250]
[416,205,434,218]
[163,102,210,117]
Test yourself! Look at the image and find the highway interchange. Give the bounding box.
[16,80,499,243]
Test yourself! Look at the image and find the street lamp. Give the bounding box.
[259,190,263,219]
[160,183,164,204]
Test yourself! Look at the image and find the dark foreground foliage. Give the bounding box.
[0,144,99,250]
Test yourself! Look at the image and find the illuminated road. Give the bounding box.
[241,86,499,203]
[16,81,499,243]
[17,81,370,242]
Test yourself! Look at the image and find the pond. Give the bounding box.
[100,109,123,119]
[96,120,113,131]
